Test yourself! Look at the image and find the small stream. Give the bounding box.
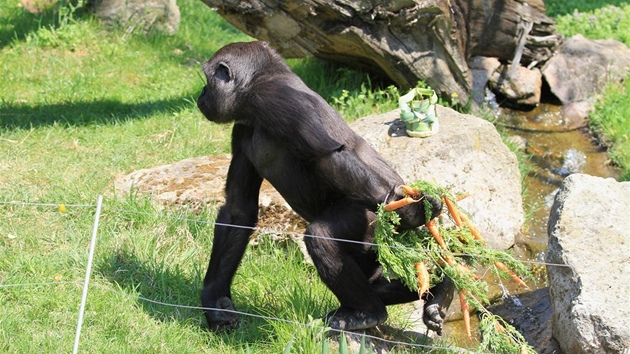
[441,104,623,351]
[499,104,622,255]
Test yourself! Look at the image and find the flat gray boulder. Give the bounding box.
[352,106,523,250]
[546,174,630,353]
[113,154,306,234]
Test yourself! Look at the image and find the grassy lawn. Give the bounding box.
[0,1,405,353]
[0,0,628,352]
[551,2,630,180]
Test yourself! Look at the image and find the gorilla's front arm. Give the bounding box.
[201,125,262,329]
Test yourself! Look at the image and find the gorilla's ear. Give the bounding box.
[215,62,232,83]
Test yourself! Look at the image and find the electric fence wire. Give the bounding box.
[0,280,475,353]
[0,198,568,268]
[1,197,560,352]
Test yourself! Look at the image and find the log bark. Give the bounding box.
[200,0,560,104]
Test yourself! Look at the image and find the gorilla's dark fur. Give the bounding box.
[197,41,453,333]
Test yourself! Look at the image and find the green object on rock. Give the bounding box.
[399,87,439,138]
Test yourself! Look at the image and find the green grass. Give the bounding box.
[1,0,629,352]
[589,79,630,180]
[549,0,630,180]
[553,2,630,43]
[545,0,630,17]
[0,1,418,352]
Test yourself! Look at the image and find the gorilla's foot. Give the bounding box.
[423,302,446,335]
[422,277,454,335]
[323,307,387,331]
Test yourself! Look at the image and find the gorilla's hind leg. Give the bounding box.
[304,201,388,331]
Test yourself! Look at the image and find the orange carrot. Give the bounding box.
[459,213,485,243]
[437,255,457,269]
[455,193,472,201]
[494,321,506,334]
[400,185,420,198]
[494,261,529,289]
[383,197,419,211]
[414,262,431,297]
[443,197,463,227]
[459,290,472,340]
[425,219,447,250]
[445,255,456,266]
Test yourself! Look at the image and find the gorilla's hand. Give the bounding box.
[201,289,239,331]
[385,185,443,229]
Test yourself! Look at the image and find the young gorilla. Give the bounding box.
[197,41,454,333]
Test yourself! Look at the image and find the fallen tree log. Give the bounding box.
[199,0,561,104]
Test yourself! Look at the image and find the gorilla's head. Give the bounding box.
[197,41,290,124]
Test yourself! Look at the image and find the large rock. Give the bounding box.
[91,0,180,35]
[115,106,523,250]
[113,154,307,234]
[353,106,523,250]
[488,64,542,106]
[542,35,630,104]
[546,174,630,353]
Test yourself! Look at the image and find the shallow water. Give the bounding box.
[442,104,623,349]
[500,104,623,255]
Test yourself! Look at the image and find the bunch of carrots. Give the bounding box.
[375,181,535,354]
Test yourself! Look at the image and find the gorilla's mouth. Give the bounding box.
[196,88,212,120]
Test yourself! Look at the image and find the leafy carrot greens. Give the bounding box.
[374,180,535,353]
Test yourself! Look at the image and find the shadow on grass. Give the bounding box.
[0,94,197,129]
[96,248,449,351]
[97,250,202,324]
[0,9,49,48]
[96,249,272,343]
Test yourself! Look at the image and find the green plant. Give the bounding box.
[545,0,628,17]
[554,3,630,43]
[2,0,629,351]
[330,81,400,121]
[589,80,630,180]
[374,180,534,351]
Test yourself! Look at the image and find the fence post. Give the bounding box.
[72,195,103,354]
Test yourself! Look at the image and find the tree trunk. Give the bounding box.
[200,0,560,104]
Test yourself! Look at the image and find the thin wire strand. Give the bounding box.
[0,200,96,208]
[105,206,568,268]
[0,199,569,269]
[0,279,475,353]
[0,281,82,288]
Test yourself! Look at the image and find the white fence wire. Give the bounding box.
[0,197,563,352]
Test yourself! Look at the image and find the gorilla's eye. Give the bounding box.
[215,62,231,83]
